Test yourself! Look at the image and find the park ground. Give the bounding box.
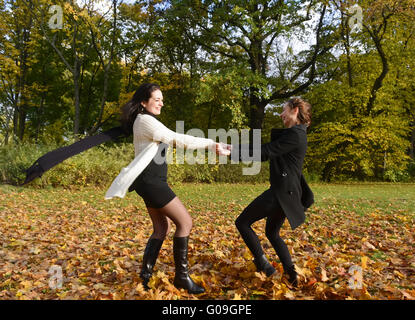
[0,183,414,300]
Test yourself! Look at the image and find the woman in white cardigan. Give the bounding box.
[119,83,228,294]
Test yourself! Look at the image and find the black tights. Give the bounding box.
[235,189,293,270]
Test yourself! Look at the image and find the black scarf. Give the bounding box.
[22,126,127,185]
[21,110,161,185]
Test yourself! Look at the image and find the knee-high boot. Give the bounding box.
[253,254,276,277]
[173,236,205,294]
[140,238,164,289]
[283,264,298,287]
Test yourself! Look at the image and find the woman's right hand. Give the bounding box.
[216,143,231,156]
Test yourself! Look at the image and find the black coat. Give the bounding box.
[233,124,314,230]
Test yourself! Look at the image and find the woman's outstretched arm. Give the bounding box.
[136,114,231,155]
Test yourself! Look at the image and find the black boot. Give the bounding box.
[253,254,276,277]
[284,264,298,287]
[140,238,164,290]
[173,236,205,294]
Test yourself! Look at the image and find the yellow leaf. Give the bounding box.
[252,290,266,295]
[56,291,68,299]
[242,250,252,261]
[136,283,146,294]
[361,256,368,269]
[321,268,329,282]
[20,280,32,290]
[239,271,253,279]
[272,289,284,299]
[358,287,372,300]
[294,265,308,278]
[401,290,414,300]
[30,247,41,255]
[2,279,11,286]
[93,283,106,290]
[232,293,242,300]
[214,250,225,258]
[284,290,296,299]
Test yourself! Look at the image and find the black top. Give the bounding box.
[136,143,169,184]
[232,124,314,230]
[262,124,314,229]
[128,111,169,191]
[266,124,307,189]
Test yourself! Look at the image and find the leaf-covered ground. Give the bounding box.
[0,183,414,300]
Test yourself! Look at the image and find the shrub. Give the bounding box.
[0,142,134,188]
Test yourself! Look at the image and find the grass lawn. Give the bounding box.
[0,182,414,300]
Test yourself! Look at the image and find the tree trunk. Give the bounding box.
[90,67,110,134]
[73,61,81,136]
[249,85,266,143]
[15,1,33,141]
[3,110,13,145]
[364,17,390,116]
[410,125,415,160]
[4,130,9,146]
[88,0,118,135]
[248,36,267,132]
[17,104,27,140]
[13,106,19,137]
[35,93,45,143]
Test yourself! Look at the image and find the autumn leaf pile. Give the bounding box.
[0,183,414,300]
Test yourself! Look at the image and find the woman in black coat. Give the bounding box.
[235,97,314,287]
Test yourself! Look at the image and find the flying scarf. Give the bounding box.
[22,112,163,200]
[22,126,126,185]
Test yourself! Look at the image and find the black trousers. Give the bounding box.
[235,188,293,270]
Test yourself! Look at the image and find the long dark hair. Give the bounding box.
[286,97,312,127]
[120,83,161,135]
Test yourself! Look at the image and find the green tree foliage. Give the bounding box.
[164,0,339,132]
[1,0,415,182]
[304,0,415,181]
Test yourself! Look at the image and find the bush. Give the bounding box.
[1,143,271,187]
[407,161,415,181]
[0,142,135,188]
[302,171,321,183]
[6,142,409,187]
[0,143,59,185]
[167,149,270,184]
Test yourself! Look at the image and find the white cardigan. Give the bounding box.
[105,114,216,199]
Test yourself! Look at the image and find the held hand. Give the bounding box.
[223,143,232,152]
[215,142,231,156]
